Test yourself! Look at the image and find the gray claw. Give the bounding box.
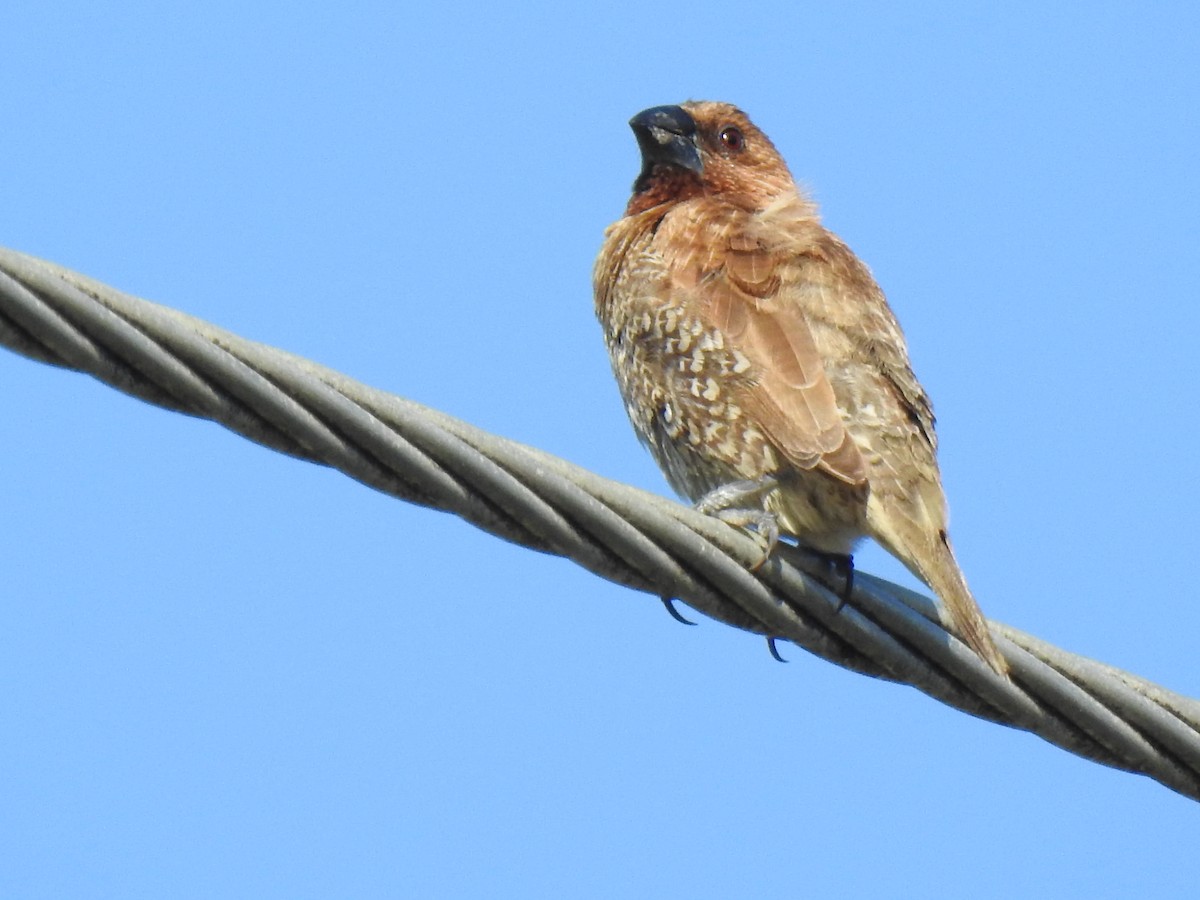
[767,636,788,663]
[661,596,698,626]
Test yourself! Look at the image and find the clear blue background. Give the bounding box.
[2,2,1197,897]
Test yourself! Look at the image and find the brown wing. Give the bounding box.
[698,231,867,486]
[877,338,937,452]
[813,230,938,454]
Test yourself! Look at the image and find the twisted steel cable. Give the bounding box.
[2,245,1198,802]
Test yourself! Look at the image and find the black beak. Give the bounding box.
[629,105,702,192]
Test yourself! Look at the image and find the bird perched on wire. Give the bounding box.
[594,101,1008,676]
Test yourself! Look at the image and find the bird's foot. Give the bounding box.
[694,476,779,515]
[694,477,780,569]
[798,547,855,609]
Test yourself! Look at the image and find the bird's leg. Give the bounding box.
[694,475,779,514]
[693,476,780,568]
[798,547,855,609]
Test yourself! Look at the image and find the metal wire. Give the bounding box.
[2,245,1198,802]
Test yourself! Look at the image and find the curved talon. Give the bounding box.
[799,546,855,611]
[832,554,855,611]
[661,596,698,626]
[766,636,788,663]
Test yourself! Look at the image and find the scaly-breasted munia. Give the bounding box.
[594,101,1007,676]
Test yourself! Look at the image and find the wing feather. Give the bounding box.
[696,233,868,486]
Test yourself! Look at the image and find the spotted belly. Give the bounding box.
[605,302,868,553]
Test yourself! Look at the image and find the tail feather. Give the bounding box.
[870,513,1009,677]
[917,533,1009,676]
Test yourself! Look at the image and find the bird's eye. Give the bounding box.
[718,125,745,152]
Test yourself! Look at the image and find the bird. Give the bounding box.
[593,101,1009,676]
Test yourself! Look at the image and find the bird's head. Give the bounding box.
[626,101,797,215]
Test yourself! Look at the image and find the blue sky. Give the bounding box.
[2,2,1198,897]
